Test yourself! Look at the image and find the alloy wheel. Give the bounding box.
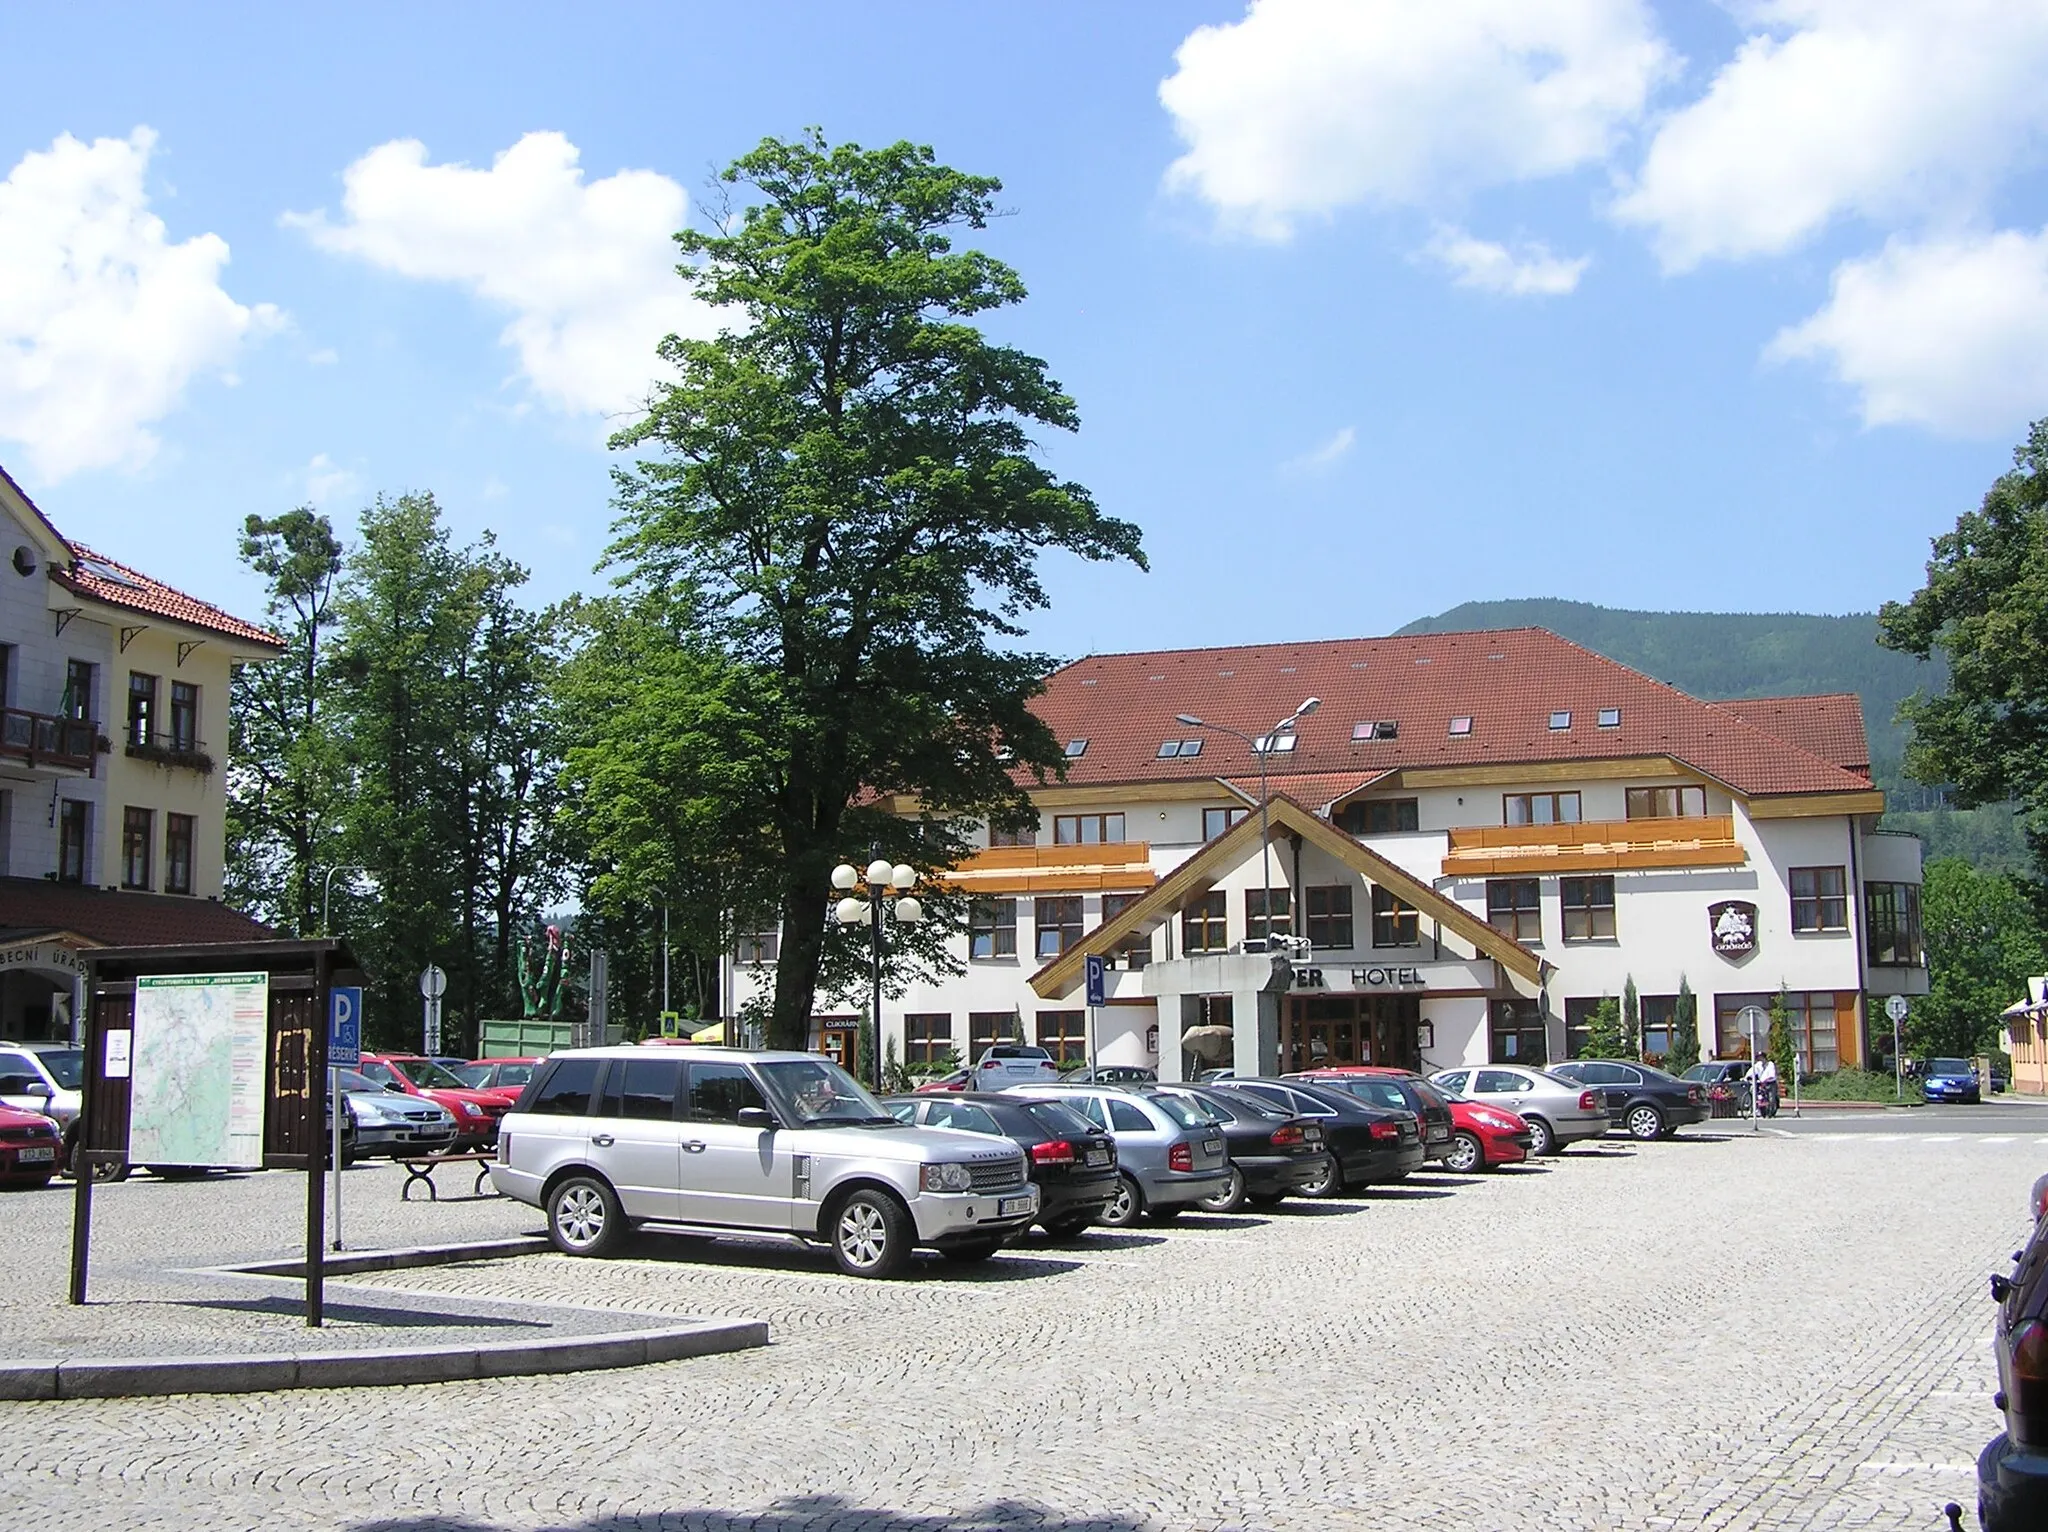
[1444,1132,1481,1173]
[837,1201,890,1271]
[1627,1105,1664,1141]
[553,1184,608,1252]
[1199,1166,1245,1213]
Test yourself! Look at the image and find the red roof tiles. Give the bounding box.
[1032,628,1874,801]
[0,879,276,948]
[1716,694,1871,780]
[54,545,282,650]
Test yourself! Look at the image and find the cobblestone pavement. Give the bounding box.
[0,1128,2035,1531]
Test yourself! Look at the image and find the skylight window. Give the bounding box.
[1549,710,1572,731]
[77,557,140,589]
[1064,739,1088,758]
[1448,716,1473,737]
[1598,708,1621,728]
[1253,733,1298,754]
[1351,719,1398,741]
[1156,738,1204,759]
[1178,737,1201,757]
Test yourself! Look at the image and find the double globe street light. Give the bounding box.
[1174,697,1320,955]
[832,857,924,1091]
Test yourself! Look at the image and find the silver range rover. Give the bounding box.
[492,1047,1038,1278]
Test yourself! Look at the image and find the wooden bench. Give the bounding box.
[397,1150,500,1201]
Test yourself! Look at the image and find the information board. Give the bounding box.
[129,972,270,1169]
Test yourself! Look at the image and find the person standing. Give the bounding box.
[1756,1055,1780,1118]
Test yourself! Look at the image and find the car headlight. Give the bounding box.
[351,1098,397,1123]
[919,1162,974,1193]
[1474,1111,1516,1131]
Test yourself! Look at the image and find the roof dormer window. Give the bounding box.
[1448,716,1473,737]
[1351,719,1398,741]
[1064,739,1088,758]
[1549,710,1572,731]
[1598,707,1621,728]
[1253,733,1298,754]
[1156,738,1204,759]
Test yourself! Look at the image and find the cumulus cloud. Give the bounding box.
[1283,425,1356,474]
[1616,1,2048,270]
[0,128,278,482]
[1767,230,2048,438]
[1159,0,1674,238]
[1422,227,1589,296]
[301,453,360,509]
[288,131,717,418]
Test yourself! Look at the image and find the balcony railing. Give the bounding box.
[123,730,215,776]
[0,707,101,774]
[1443,814,1746,876]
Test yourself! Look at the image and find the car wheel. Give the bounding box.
[939,1237,1005,1263]
[90,1157,131,1183]
[1145,1205,1184,1222]
[1098,1173,1142,1227]
[1042,1215,1097,1239]
[1444,1131,1483,1174]
[830,1188,913,1279]
[1246,1191,1288,1208]
[1197,1165,1246,1213]
[1300,1158,1344,1198]
[546,1174,623,1257]
[1523,1116,1556,1157]
[1626,1104,1665,1141]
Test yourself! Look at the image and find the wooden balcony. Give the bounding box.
[938,842,1157,895]
[1443,814,1745,877]
[0,707,100,774]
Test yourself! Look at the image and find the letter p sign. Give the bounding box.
[329,986,362,1070]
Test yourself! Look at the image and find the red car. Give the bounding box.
[912,1069,972,1093]
[0,1103,63,1187]
[455,1057,544,1095]
[1298,1065,1532,1173]
[358,1053,519,1150]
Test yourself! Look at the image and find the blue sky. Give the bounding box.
[4,1,2048,661]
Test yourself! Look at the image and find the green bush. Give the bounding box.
[1797,1069,1910,1102]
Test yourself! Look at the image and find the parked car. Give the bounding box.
[0,1103,63,1187]
[1681,1059,1755,1117]
[912,1069,971,1093]
[1150,1083,1331,1211]
[1296,1067,1527,1172]
[970,1043,1061,1088]
[999,1083,1230,1225]
[0,1043,83,1169]
[334,1068,458,1160]
[1058,1064,1157,1085]
[1429,1067,1610,1156]
[1208,1079,1425,1194]
[358,1053,518,1149]
[1923,1057,1983,1104]
[1546,1060,1709,1140]
[1289,1067,1456,1162]
[493,1048,1038,1276]
[885,1091,1118,1236]
[1977,1173,2048,1529]
[455,1057,545,1094]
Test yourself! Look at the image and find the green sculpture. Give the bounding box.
[517,923,571,1019]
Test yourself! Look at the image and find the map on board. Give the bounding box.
[129,972,269,1168]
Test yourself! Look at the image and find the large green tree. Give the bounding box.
[1879,418,2048,870]
[604,131,1145,1048]
[1911,856,2047,1058]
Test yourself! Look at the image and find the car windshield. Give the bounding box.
[391,1057,470,1089]
[756,1059,896,1125]
[35,1049,84,1090]
[453,1064,492,1087]
[1151,1093,1221,1128]
[335,1069,382,1093]
[1024,1101,1096,1137]
[1929,1058,1972,1074]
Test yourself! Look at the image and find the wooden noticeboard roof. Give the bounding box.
[84,938,365,984]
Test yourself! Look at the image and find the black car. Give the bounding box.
[1209,1079,1425,1194]
[885,1091,1119,1237]
[1289,1070,1457,1163]
[1152,1083,1332,1211]
[1547,1060,1708,1140]
[1979,1173,2048,1529]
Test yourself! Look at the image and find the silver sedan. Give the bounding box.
[1429,1066,1610,1156]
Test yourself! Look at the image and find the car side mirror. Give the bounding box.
[24,1081,52,1099]
[384,1081,407,1093]
[736,1106,775,1129]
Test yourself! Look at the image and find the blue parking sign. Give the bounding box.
[329,986,362,1070]
[1084,954,1106,1008]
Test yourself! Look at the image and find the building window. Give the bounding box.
[1307,886,1355,950]
[969,899,1017,959]
[904,1013,952,1067]
[1370,886,1419,948]
[1489,999,1546,1063]
[1036,1010,1086,1067]
[1598,708,1621,728]
[169,682,199,751]
[165,813,194,895]
[1504,791,1581,826]
[1156,738,1203,758]
[58,800,88,883]
[63,659,94,722]
[121,807,153,890]
[1560,876,1616,942]
[1866,883,1923,966]
[969,1011,1022,1059]
[1063,739,1088,758]
[1790,866,1849,932]
[1245,887,1291,944]
[1035,896,1083,959]
[1053,812,1124,845]
[1626,785,1706,819]
[989,825,1036,847]
[1641,994,1677,1059]
[1548,710,1572,731]
[1203,806,1249,840]
[1715,991,1844,1074]
[736,929,779,964]
[1448,715,1473,736]
[1182,891,1228,954]
[127,672,158,747]
[1102,891,1150,969]
[1338,798,1419,834]
[1486,879,1541,942]
[1351,720,1398,741]
[1563,997,1600,1060]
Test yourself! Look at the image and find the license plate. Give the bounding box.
[15,1146,53,1163]
[1427,1125,1450,1142]
[1203,1139,1223,1156]
[998,1196,1032,1216]
[1304,1127,1323,1144]
[1085,1148,1110,1166]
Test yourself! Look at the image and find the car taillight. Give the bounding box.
[1031,1139,1076,1165]
[496,1133,510,1163]
[1270,1124,1304,1147]
[2011,1319,2048,1438]
[1169,1143,1193,1172]
[1368,1121,1399,1141]
[1579,1090,1599,1111]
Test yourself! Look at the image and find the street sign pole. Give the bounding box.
[1084,955,1107,1077]
[419,965,447,1055]
[1887,994,1910,1102]
[327,986,361,1252]
[1737,1004,1770,1133]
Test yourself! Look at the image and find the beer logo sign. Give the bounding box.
[1709,900,1757,958]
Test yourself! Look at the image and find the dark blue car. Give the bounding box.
[1922,1057,1982,1104]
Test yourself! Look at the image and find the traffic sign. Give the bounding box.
[1885,994,1910,1023]
[419,965,447,1000]
[423,994,443,1055]
[1085,954,1107,1008]
[328,986,362,1070]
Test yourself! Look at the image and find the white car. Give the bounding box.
[0,1043,84,1163]
[491,1047,1038,1277]
[969,1043,1060,1088]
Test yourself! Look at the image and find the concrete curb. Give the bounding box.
[0,1318,769,1400]
[218,1235,551,1278]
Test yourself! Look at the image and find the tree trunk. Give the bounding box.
[769,880,827,1050]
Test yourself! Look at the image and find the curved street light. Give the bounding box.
[831,855,924,1090]
[1175,697,1320,954]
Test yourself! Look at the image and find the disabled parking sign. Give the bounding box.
[329,986,362,1070]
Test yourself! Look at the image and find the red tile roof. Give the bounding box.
[1221,771,1393,813]
[0,880,276,948]
[1715,694,1870,780]
[53,545,282,650]
[1032,628,1874,801]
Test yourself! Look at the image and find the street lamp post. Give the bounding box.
[1176,698,1321,953]
[831,855,923,1092]
[318,864,368,937]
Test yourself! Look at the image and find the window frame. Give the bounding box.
[1369,885,1419,949]
[1306,885,1355,950]
[1181,890,1229,954]
[1485,878,1541,943]
[1790,865,1849,932]
[1035,1009,1086,1067]
[1865,882,1923,966]
[1244,887,1291,944]
[164,812,195,895]
[903,1013,953,1067]
[1559,875,1616,943]
[1625,785,1707,819]
[57,799,88,884]
[1101,891,1151,968]
[1053,812,1125,846]
[1034,895,1084,959]
[121,805,153,891]
[1487,1000,1547,1064]
[969,898,1018,959]
[169,681,199,751]
[127,672,158,748]
[1503,791,1581,827]
[1202,805,1249,840]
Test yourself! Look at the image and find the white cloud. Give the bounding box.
[308,347,339,366]
[1616,1,2048,270]
[1767,230,2048,438]
[1423,226,1589,296]
[301,453,360,509]
[288,131,717,419]
[1284,425,1356,474]
[1159,0,1675,238]
[0,128,278,482]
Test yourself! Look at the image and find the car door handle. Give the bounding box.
[592,1133,615,1147]
[683,1140,706,1154]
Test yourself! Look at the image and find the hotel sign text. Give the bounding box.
[1292,966,1429,990]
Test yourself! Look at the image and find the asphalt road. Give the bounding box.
[1762,1094,2048,1135]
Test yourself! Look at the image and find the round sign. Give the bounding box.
[1736,1004,1770,1043]
[1885,994,1910,1023]
[419,964,447,999]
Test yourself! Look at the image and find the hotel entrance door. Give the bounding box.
[1282,995,1422,1072]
